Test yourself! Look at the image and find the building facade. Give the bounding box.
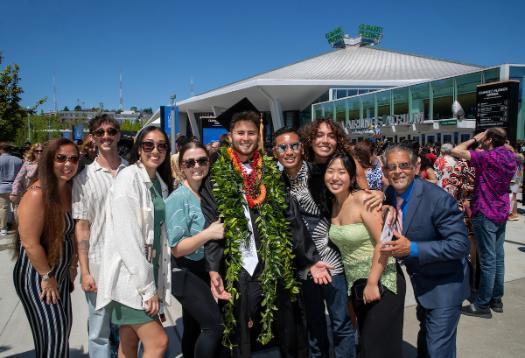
[312,65,525,144]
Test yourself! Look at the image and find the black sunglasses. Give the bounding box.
[55,154,79,164]
[274,142,301,154]
[92,128,119,137]
[141,141,168,153]
[34,149,43,153]
[183,157,209,168]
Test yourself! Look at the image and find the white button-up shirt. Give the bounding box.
[72,157,127,285]
[96,162,171,311]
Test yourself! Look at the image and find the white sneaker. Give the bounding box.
[0,229,7,236]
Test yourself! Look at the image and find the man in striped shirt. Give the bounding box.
[73,115,127,357]
[275,126,356,358]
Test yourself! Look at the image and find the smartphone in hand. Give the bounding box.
[380,210,394,243]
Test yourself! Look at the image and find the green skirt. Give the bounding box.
[110,301,155,326]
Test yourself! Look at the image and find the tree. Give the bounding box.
[0,55,23,141]
[1,53,46,142]
[120,119,141,132]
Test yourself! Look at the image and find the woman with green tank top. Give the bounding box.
[324,152,406,358]
[97,126,173,358]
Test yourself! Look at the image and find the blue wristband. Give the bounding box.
[410,242,419,257]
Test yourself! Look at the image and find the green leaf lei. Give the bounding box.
[211,147,300,350]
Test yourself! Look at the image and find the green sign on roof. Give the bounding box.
[358,24,383,44]
[325,27,345,48]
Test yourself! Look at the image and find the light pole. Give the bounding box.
[170,94,176,153]
[26,107,31,143]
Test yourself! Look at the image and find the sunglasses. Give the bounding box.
[183,157,209,168]
[55,154,79,164]
[34,149,43,153]
[275,142,301,154]
[385,162,413,171]
[141,141,168,153]
[92,128,119,137]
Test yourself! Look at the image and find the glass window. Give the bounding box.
[348,98,360,121]
[411,83,430,122]
[510,66,525,79]
[362,94,375,119]
[377,90,391,123]
[457,72,482,119]
[460,133,471,142]
[336,89,347,99]
[432,78,453,120]
[483,68,500,84]
[393,88,409,125]
[314,105,323,120]
[335,101,346,122]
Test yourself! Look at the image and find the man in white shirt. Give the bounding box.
[72,115,127,357]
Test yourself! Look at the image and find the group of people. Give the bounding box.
[5,110,520,358]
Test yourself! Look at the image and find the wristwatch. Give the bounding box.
[41,270,54,281]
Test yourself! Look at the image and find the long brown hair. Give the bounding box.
[39,138,78,266]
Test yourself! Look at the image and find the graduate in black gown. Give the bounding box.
[200,110,333,357]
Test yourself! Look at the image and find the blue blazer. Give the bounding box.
[386,177,470,309]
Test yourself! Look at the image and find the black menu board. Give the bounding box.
[476,80,519,143]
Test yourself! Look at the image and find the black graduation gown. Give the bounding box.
[200,173,320,358]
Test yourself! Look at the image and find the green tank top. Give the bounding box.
[150,178,165,283]
[329,223,397,295]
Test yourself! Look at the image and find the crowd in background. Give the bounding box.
[1,113,523,358]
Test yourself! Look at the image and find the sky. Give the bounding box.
[1,0,524,113]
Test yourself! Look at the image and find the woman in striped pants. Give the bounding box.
[13,138,79,357]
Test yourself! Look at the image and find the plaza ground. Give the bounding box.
[1,212,525,357]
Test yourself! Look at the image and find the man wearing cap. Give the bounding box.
[200,110,331,357]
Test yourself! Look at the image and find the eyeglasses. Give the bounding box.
[385,162,413,171]
[183,157,209,168]
[274,142,301,154]
[92,128,119,137]
[55,154,79,164]
[34,149,43,153]
[141,141,168,153]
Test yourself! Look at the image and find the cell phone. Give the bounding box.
[380,210,394,243]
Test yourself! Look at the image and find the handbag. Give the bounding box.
[350,278,385,308]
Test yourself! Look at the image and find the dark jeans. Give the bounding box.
[301,274,356,358]
[416,304,461,358]
[472,214,506,309]
[172,257,224,358]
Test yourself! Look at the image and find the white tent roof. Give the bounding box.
[178,46,481,113]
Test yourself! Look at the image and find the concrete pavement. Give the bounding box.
[1,216,525,357]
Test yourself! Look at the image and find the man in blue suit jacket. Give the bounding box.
[381,144,470,358]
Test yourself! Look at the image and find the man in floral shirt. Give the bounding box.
[452,128,517,319]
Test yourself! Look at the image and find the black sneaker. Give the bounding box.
[490,301,503,313]
[461,303,492,319]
